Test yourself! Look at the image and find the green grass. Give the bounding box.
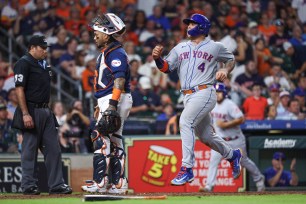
[1,194,306,204]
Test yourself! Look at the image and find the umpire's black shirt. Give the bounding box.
[14,53,52,103]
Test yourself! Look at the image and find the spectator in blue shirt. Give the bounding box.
[147,5,171,31]
[130,76,162,117]
[264,152,299,187]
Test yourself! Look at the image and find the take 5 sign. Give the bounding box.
[125,137,245,193]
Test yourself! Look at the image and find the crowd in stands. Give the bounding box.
[0,0,306,153]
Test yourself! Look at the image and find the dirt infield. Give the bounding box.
[1,191,306,200]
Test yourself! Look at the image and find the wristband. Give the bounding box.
[111,88,122,101]
[109,99,118,108]
[23,113,29,116]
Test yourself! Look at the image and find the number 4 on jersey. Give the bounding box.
[198,63,205,72]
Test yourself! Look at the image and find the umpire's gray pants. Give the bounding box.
[21,108,64,190]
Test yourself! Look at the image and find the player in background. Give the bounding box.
[152,13,242,186]
[81,13,133,194]
[199,83,265,192]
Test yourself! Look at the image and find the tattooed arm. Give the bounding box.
[107,77,125,111]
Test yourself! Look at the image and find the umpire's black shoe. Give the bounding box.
[49,184,72,194]
[23,186,41,195]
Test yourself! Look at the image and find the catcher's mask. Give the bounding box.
[90,13,126,37]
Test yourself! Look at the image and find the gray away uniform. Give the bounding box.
[164,38,235,168]
[206,98,264,189]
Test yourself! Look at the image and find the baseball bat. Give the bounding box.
[83,194,167,201]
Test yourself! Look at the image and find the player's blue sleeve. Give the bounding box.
[263,167,275,186]
[283,170,292,186]
[154,57,170,73]
[107,49,128,78]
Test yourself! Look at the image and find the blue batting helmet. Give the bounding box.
[214,82,227,97]
[183,14,211,37]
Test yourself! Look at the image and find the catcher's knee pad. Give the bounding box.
[109,137,126,188]
[93,153,109,187]
[91,130,110,154]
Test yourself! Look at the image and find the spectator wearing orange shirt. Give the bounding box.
[255,38,283,77]
[122,21,139,46]
[243,84,268,120]
[56,1,70,21]
[257,13,276,42]
[225,6,240,28]
[81,54,96,95]
[65,7,86,36]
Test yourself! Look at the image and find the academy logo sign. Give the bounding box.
[264,138,297,148]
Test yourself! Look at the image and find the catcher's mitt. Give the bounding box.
[97,110,121,135]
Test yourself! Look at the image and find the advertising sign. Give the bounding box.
[125,137,245,193]
[0,158,71,193]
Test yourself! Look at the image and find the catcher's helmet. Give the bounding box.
[183,14,211,37]
[214,82,227,97]
[90,13,126,37]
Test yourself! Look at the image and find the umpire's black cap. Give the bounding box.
[28,35,49,49]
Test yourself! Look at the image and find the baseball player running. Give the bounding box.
[199,83,265,192]
[152,14,242,185]
[81,13,133,194]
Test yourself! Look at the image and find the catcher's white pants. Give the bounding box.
[95,93,133,154]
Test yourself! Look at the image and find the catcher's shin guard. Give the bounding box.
[109,135,126,188]
[91,130,111,187]
[93,153,109,187]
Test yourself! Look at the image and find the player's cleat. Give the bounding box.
[171,167,194,185]
[81,180,107,193]
[229,148,242,179]
[107,178,128,194]
[49,184,72,194]
[256,175,265,192]
[23,186,40,195]
[199,185,213,192]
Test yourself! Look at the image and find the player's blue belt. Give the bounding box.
[181,84,208,95]
[222,136,239,141]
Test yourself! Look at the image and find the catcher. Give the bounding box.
[81,13,133,194]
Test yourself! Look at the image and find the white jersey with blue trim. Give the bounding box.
[211,98,244,138]
[164,38,234,90]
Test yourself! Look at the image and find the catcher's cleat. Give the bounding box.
[81,180,107,193]
[107,178,128,194]
[171,167,194,186]
[229,148,242,179]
